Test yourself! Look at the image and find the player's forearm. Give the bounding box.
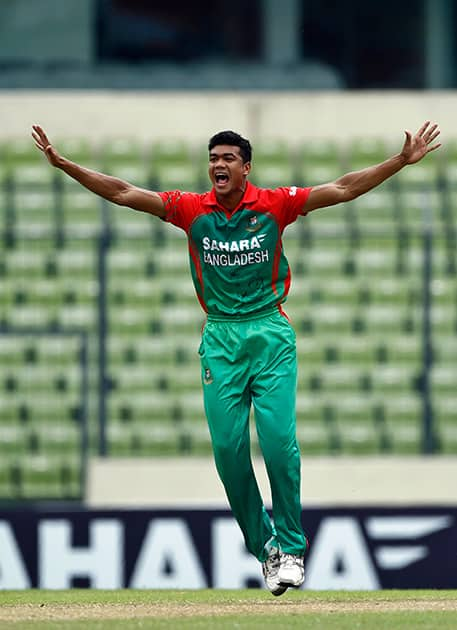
[336,153,408,200]
[55,155,129,203]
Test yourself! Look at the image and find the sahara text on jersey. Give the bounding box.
[202,234,269,267]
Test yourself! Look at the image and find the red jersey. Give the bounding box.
[159,182,311,316]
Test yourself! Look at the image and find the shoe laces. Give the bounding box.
[263,549,280,575]
[281,553,303,569]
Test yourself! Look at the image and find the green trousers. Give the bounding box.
[199,306,307,562]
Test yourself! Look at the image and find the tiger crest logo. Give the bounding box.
[203,368,213,385]
[247,215,262,233]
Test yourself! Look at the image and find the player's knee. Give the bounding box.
[212,437,249,472]
[212,437,235,462]
[262,436,299,465]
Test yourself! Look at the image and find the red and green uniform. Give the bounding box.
[159,182,311,560]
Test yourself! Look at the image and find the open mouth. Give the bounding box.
[215,173,229,186]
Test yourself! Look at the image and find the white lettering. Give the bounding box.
[305,518,380,590]
[0,522,30,588]
[213,519,262,589]
[201,234,267,256]
[39,519,123,589]
[203,250,270,267]
[130,519,207,589]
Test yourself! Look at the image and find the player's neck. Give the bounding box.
[215,186,246,212]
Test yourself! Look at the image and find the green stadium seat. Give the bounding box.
[100,139,149,188]
[398,189,442,228]
[381,395,422,454]
[19,455,81,499]
[108,419,206,457]
[306,204,350,237]
[55,246,97,279]
[347,137,389,170]
[296,425,331,454]
[33,423,80,455]
[0,460,15,499]
[294,395,331,453]
[3,304,55,328]
[56,304,95,329]
[396,159,440,189]
[255,139,291,164]
[108,202,154,237]
[431,305,455,335]
[352,188,398,232]
[154,163,202,192]
[13,190,56,236]
[3,138,42,164]
[250,140,295,188]
[53,137,94,164]
[431,365,457,393]
[0,160,11,189]
[151,139,193,165]
[100,138,144,164]
[441,140,457,190]
[61,190,104,236]
[111,163,151,187]
[11,164,55,190]
[434,396,457,454]
[150,140,203,192]
[251,163,296,188]
[0,187,10,231]
[298,139,344,186]
[434,334,457,364]
[0,424,27,456]
[336,419,380,455]
[50,139,99,191]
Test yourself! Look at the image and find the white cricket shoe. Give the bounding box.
[278,553,305,587]
[262,547,288,597]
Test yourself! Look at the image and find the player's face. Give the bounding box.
[208,145,251,196]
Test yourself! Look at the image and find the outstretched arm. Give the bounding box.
[31,125,166,218]
[303,121,441,213]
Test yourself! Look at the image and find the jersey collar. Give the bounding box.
[203,180,259,211]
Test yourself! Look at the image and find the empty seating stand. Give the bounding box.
[0,135,456,500]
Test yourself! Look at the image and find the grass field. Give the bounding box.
[0,589,456,629]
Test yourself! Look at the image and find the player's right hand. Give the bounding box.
[31,125,62,167]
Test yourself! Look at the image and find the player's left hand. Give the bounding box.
[400,121,441,165]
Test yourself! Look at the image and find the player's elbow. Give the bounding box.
[343,185,359,202]
[111,184,133,206]
[112,192,127,206]
[329,184,357,205]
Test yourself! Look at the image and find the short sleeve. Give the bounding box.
[158,191,201,233]
[278,186,313,226]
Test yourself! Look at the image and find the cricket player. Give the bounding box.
[32,121,440,595]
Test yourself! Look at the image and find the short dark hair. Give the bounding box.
[208,130,252,163]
